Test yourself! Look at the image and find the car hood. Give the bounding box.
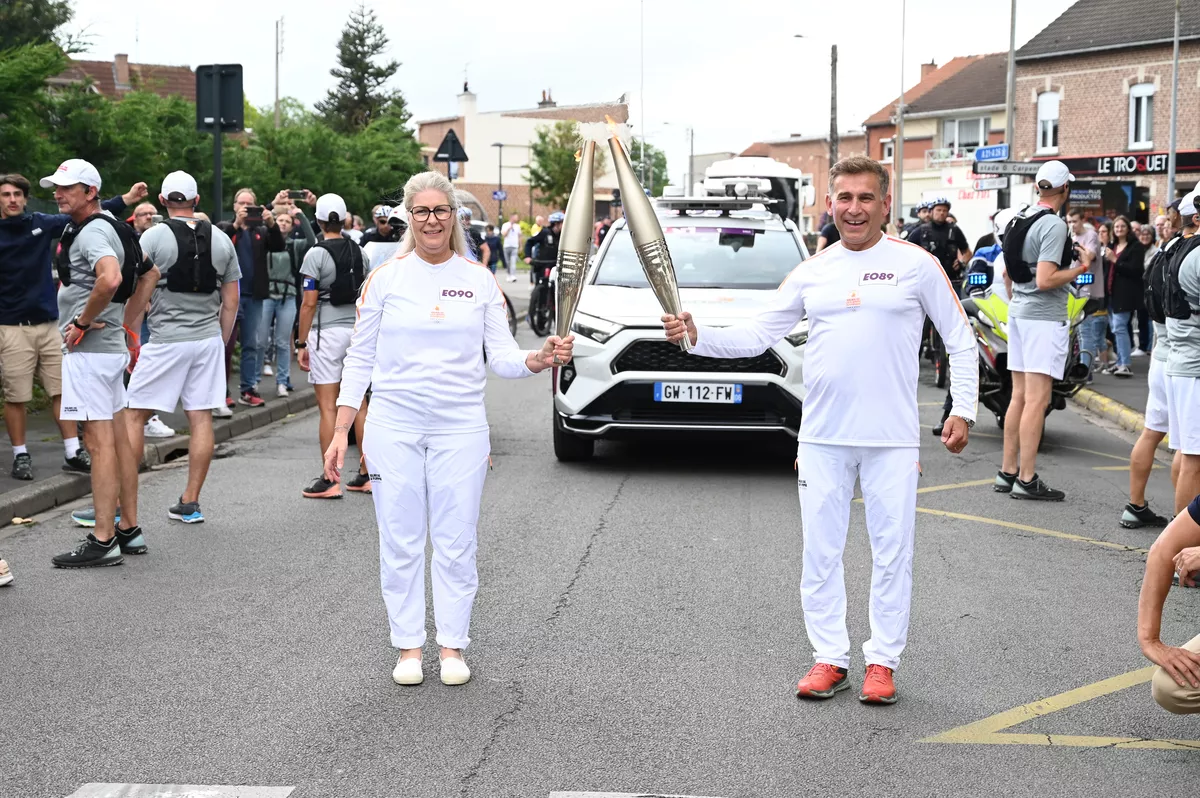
[577,285,786,326]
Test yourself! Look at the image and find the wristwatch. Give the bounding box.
[295,340,307,349]
[72,316,91,330]
[952,415,975,429]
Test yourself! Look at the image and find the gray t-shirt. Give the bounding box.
[300,242,361,328]
[1167,244,1200,378]
[139,218,241,344]
[1009,210,1071,322]
[57,211,129,355]
[1153,321,1170,363]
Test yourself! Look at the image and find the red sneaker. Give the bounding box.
[859,664,897,704]
[795,662,850,699]
[239,390,265,408]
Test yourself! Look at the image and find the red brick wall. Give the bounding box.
[450,182,560,226]
[1015,43,1200,207]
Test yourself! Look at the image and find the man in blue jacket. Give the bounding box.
[0,172,147,480]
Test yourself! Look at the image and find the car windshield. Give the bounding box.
[593,224,803,290]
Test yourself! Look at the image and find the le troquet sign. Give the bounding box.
[1036,150,1200,177]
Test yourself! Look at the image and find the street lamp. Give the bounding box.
[491,142,504,220]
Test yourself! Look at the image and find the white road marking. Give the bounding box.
[65,786,294,798]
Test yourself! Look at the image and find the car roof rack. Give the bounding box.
[655,196,777,215]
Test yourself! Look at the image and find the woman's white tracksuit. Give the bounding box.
[691,236,978,670]
[337,251,535,649]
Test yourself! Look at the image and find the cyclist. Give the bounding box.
[524,211,564,331]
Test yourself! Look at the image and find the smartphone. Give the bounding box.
[1075,272,1095,285]
[245,205,264,222]
[287,190,306,200]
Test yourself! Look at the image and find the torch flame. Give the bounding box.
[574,149,582,162]
[605,114,619,137]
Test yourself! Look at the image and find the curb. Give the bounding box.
[1070,388,1170,451]
[0,391,318,527]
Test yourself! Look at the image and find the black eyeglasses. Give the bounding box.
[409,205,453,222]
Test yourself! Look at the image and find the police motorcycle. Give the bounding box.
[959,209,1091,428]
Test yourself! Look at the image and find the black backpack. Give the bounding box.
[1145,236,1178,324]
[1163,234,1200,321]
[1001,208,1072,284]
[55,213,147,304]
[315,238,365,306]
[163,219,219,294]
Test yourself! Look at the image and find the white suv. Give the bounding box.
[552,195,809,461]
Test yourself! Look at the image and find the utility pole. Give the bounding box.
[493,143,504,221]
[271,17,279,127]
[1168,0,1181,202]
[687,126,695,194]
[640,0,646,184]
[895,0,906,216]
[829,44,839,166]
[1002,0,1016,207]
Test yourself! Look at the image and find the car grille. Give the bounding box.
[612,340,785,376]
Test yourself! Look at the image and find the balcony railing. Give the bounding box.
[925,146,979,168]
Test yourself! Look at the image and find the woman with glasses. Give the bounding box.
[323,171,573,687]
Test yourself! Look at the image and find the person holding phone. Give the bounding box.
[227,188,285,411]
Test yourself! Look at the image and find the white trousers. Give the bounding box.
[364,421,491,650]
[797,442,920,670]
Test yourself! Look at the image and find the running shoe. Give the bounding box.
[70,507,120,528]
[262,363,274,377]
[0,558,12,586]
[345,472,372,493]
[114,523,148,555]
[276,384,288,398]
[795,663,850,699]
[213,404,233,418]
[993,470,1017,493]
[51,533,122,569]
[168,498,205,524]
[63,447,91,473]
[1131,348,1147,357]
[225,393,235,409]
[239,389,265,407]
[1011,474,1065,501]
[144,415,175,438]
[439,654,471,686]
[1121,502,1170,529]
[859,664,898,704]
[302,476,342,499]
[1113,364,1133,378]
[11,453,32,481]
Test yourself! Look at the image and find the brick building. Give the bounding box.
[738,133,867,234]
[864,53,1008,240]
[415,88,628,224]
[49,54,195,102]
[1014,0,1200,220]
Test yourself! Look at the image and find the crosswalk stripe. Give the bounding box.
[66,786,295,798]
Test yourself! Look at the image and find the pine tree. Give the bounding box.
[315,3,408,135]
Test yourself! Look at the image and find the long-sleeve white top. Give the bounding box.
[691,235,978,448]
[336,251,534,433]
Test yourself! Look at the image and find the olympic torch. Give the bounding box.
[608,133,691,351]
[554,140,595,364]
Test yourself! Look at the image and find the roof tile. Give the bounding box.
[1018,0,1200,60]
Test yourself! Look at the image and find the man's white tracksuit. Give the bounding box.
[692,236,978,669]
[337,251,534,649]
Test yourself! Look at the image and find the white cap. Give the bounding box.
[161,171,198,202]
[315,193,347,222]
[1036,160,1075,190]
[1180,190,1199,218]
[387,206,407,225]
[374,204,392,219]
[40,159,102,190]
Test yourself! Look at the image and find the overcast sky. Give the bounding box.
[70,0,1075,186]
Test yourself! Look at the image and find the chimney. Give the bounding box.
[114,53,130,88]
[457,84,476,118]
[920,60,937,82]
[538,88,556,109]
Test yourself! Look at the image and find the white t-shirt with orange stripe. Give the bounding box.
[336,251,533,433]
[691,235,978,447]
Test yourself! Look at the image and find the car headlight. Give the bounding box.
[571,312,624,344]
[785,322,809,347]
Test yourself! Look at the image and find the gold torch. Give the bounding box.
[554,140,595,364]
[608,131,691,351]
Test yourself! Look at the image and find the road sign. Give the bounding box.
[974,144,1009,162]
[492,190,507,201]
[433,129,468,163]
[195,65,244,132]
[972,161,1041,176]
[973,177,1009,191]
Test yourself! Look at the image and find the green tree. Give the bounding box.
[315,3,408,134]
[629,138,669,196]
[527,121,609,210]
[0,0,74,52]
[0,43,68,172]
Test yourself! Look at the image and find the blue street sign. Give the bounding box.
[492,190,507,201]
[974,144,1009,162]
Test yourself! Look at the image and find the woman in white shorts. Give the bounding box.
[323,170,573,687]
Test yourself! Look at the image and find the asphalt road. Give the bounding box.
[2,327,1198,798]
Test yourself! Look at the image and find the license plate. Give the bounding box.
[653,382,743,404]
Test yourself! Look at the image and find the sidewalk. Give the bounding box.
[1069,354,1166,445]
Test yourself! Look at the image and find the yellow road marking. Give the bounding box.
[853,479,993,505]
[913,507,1150,555]
[1093,465,1162,471]
[923,666,1200,750]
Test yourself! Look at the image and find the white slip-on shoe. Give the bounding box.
[392,656,424,686]
[439,654,471,685]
